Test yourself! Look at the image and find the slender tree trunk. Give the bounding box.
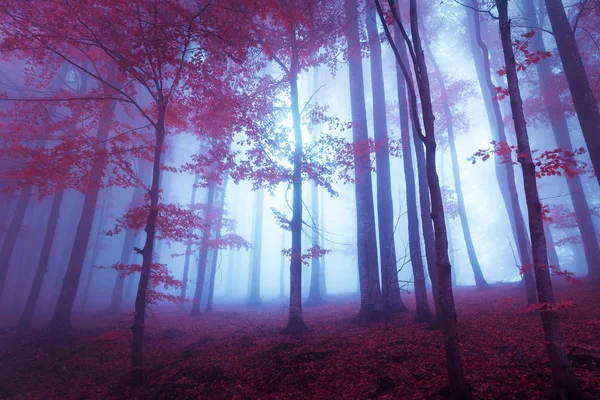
[131,104,166,384]
[465,2,536,304]
[206,174,228,312]
[497,3,584,396]
[284,58,308,333]
[441,150,458,286]
[366,5,407,313]
[18,188,64,328]
[522,0,600,277]
[190,176,216,316]
[178,174,200,311]
[424,38,489,290]
[80,191,110,314]
[544,0,600,186]
[392,21,432,321]
[319,185,327,297]
[346,0,383,324]
[279,195,287,299]
[248,188,264,305]
[307,68,324,306]
[50,64,119,329]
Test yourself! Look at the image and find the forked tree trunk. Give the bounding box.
[424,38,489,290]
[346,0,383,324]
[497,3,583,396]
[465,2,536,304]
[407,0,471,395]
[392,22,432,321]
[366,5,407,313]
[248,188,263,305]
[190,175,217,316]
[178,173,200,311]
[523,0,600,277]
[50,63,119,330]
[131,105,166,384]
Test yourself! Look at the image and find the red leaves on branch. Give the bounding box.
[524,300,573,313]
[470,141,588,178]
[282,244,330,266]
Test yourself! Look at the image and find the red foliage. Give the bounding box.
[282,244,330,266]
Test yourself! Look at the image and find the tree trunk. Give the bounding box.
[319,186,327,297]
[206,174,229,312]
[178,173,200,311]
[279,195,287,299]
[346,0,383,324]
[284,58,308,333]
[17,188,64,328]
[392,21,432,321]
[307,68,324,307]
[523,0,600,278]
[366,5,408,314]
[424,37,489,290]
[406,0,471,395]
[544,0,600,186]
[248,188,263,305]
[131,104,166,384]
[497,3,584,396]
[189,175,216,316]
[80,191,110,314]
[50,63,119,330]
[465,2,536,304]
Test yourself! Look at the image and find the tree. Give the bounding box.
[177,173,200,312]
[375,0,471,396]
[464,0,536,304]
[248,188,264,305]
[544,0,600,186]
[496,1,584,396]
[365,4,408,313]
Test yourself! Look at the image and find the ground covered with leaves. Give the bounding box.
[1,282,599,399]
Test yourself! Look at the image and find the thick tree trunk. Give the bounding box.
[346,0,383,324]
[408,0,471,395]
[178,174,200,311]
[497,3,583,396]
[522,0,600,278]
[131,107,166,384]
[248,188,263,305]
[465,2,536,304]
[424,38,489,290]
[392,23,432,321]
[50,64,119,330]
[544,0,600,187]
[189,176,216,316]
[284,64,308,333]
[366,6,407,313]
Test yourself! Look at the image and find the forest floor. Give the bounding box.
[1,282,599,400]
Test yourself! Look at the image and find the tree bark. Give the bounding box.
[497,3,584,396]
[206,174,228,312]
[424,37,489,290]
[346,0,383,324]
[465,1,536,304]
[366,5,408,313]
[50,63,119,330]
